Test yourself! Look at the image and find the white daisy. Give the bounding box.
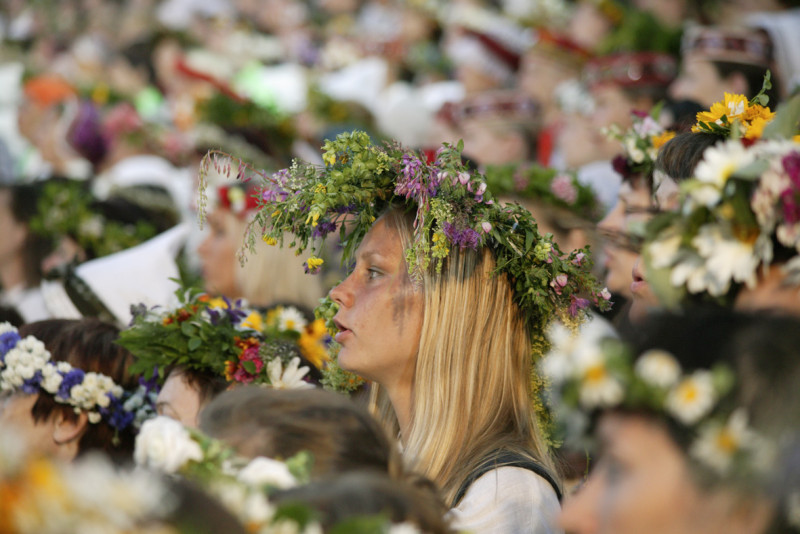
[647,233,682,269]
[692,140,755,207]
[266,357,314,390]
[635,349,682,388]
[665,370,716,425]
[692,224,759,295]
[690,409,758,475]
[574,346,623,409]
[277,306,308,333]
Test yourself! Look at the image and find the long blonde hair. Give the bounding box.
[371,208,559,504]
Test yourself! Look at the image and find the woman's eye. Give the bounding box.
[367,268,381,280]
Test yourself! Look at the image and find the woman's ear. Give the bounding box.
[52,411,89,459]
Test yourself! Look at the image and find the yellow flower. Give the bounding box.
[263,235,277,245]
[744,116,770,140]
[743,104,774,122]
[271,209,281,218]
[695,93,748,128]
[315,184,327,194]
[793,134,800,143]
[91,83,109,105]
[323,151,336,166]
[652,130,676,150]
[208,297,229,309]
[241,311,264,331]
[306,256,324,270]
[305,211,320,227]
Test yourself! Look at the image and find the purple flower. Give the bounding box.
[568,295,590,317]
[21,370,43,394]
[781,188,800,224]
[262,188,289,203]
[57,368,85,400]
[443,222,481,250]
[334,203,357,214]
[312,220,337,238]
[783,152,800,188]
[612,154,633,179]
[0,331,21,360]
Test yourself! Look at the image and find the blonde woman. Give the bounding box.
[198,183,324,311]
[225,132,612,532]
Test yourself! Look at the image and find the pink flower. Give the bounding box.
[232,346,263,384]
[573,252,586,266]
[550,274,568,295]
[550,174,578,204]
[481,222,492,234]
[569,295,590,317]
[600,287,612,300]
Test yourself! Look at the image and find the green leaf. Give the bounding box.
[241,360,257,374]
[762,92,800,140]
[187,337,202,351]
[181,322,196,336]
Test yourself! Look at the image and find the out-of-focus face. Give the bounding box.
[559,413,760,534]
[669,57,730,108]
[0,189,27,269]
[734,263,800,315]
[329,216,423,392]
[459,117,528,166]
[567,2,613,51]
[590,84,637,161]
[197,208,240,299]
[156,370,204,428]
[0,392,63,458]
[597,180,652,299]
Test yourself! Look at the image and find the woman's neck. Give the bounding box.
[385,381,413,441]
[0,255,27,291]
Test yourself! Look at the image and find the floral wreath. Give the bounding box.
[641,89,800,306]
[28,179,160,260]
[0,322,157,435]
[605,105,676,182]
[198,132,611,375]
[691,73,775,142]
[135,416,427,533]
[541,325,773,482]
[483,162,603,222]
[119,287,331,389]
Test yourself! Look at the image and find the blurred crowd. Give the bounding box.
[2,0,800,533]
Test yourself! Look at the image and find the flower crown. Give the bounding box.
[29,179,161,259]
[541,324,772,481]
[119,287,331,389]
[0,323,156,434]
[691,73,775,141]
[605,106,676,181]
[642,137,800,306]
[483,163,602,222]
[199,131,611,350]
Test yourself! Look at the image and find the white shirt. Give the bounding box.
[448,467,563,534]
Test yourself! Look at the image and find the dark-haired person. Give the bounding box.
[0,318,155,462]
[552,310,800,533]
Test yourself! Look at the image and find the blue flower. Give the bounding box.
[57,368,85,400]
[0,331,21,361]
[21,370,43,394]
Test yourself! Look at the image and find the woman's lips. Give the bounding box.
[630,264,648,295]
[333,319,352,343]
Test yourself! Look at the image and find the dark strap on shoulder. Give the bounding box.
[451,451,562,508]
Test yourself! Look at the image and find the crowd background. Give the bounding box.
[1,0,800,533]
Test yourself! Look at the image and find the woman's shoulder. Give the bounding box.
[449,467,563,534]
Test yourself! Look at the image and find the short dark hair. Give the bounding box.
[19,318,139,460]
[655,131,723,182]
[710,60,781,106]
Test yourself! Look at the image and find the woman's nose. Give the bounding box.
[329,274,354,308]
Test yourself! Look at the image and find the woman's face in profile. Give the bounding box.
[156,370,203,428]
[328,216,424,389]
[559,413,762,534]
